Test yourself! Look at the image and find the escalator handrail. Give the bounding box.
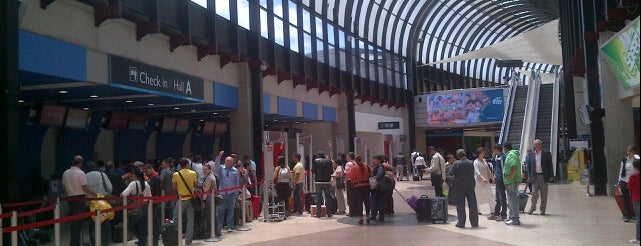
[499,83,517,144]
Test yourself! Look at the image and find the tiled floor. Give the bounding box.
[43,180,636,245]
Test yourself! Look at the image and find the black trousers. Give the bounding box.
[620,181,634,218]
[455,188,479,227]
[493,179,508,217]
[431,174,444,197]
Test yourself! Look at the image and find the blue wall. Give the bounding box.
[322,106,337,122]
[278,97,297,117]
[302,102,318,120]
[19,31,86,83]
[214,82,238,109]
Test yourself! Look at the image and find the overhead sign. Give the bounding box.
[424,88,505,127]
[600,17,640,89]
[109,55,204,101]
[378,122,400,129]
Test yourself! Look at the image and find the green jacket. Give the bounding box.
[502,149,522,185]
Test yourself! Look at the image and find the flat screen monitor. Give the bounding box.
[202,121,215,135]
[161,117,176,133]
[128,114,148,130]
[175,118,190,133]
[65,108,90,129]
[39,105,66,127]
[214,122,227,136]
[108,112,129,130]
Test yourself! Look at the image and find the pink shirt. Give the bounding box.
[62,166,87,196]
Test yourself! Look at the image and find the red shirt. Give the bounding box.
[627,172,640,202]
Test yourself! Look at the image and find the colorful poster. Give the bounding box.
[600,17,640,89]
[425,88,505,127]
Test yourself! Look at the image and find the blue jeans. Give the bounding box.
[493,179,507,217]
[216,192,237,231]
[506,183,520,222]
[294,183,303,213]
[371,191,387,220]
[173,199,194,244]
[315,183,334,217]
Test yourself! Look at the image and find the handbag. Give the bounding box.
[369,176,378,189]
[100,172,121,207]
[335,166,345,189]
[214,194,224,206]
[128,182,145,216]
[90,194,115,223]
[178,171,202,211]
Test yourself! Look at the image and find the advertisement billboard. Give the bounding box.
[600,17,640,89]
[424,88,506,127]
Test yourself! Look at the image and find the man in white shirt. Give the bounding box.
[62,155,97,246]
[427,146,446,197]
[525,139,554,215]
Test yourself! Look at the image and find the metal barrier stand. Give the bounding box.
[95,210,101,246]
[204,189,220,242]
[147,199,153,246]
[236,185,251,231]
[54,198,60,246]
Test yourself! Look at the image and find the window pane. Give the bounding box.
[327,25,335,45]
[289,25,299,52]
[304,33,313,57]
[216,0,231,19]
[317,39,325,63]
[338,30,345,48]
[274,18,285,45]
[315,17,323,39]
[260,9,269,38]
[339,49,347,71]
[274,0,283,17]
[302,9,311,32]
[237,0,250,30]
[328,44,336,67]
[288,1,297,25]
[260,0,267,8]
[191,0,206,8]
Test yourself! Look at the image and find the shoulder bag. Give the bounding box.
[128,182,145,216]
[178,171,203,211]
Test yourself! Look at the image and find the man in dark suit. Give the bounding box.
[526,139,554,215]
[448,149,479,228]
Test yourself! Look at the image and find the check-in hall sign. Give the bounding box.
[109,55,204,101]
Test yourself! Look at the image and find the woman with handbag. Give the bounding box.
[347,155,372,225]
[120,168,151,246]
[332,159,346,215]
[273,156,292,216]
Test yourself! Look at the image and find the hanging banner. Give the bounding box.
[423,88,506,127]
[600,17,640,89]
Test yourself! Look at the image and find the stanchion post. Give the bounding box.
[147,199,153,246]
[160,190,165,222]
[237,185,251,231]
[123,196,128,246]
[95,210,102,246]
[1,204,3,246]
[204,189,220,242]
[177,198,183,246]
[55,198,60,246]
[11,211,17,246]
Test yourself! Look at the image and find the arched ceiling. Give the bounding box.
[301,0,560,78]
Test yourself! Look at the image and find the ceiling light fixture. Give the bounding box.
[58,90,68,94]
[17,100,24,103]
[90,95,98,98]
[213,112,219,115]
[174,107,180,110]
[148,103,155,106]
[191,109,196,112]
[83,108,89,110]
[125,100,133,103]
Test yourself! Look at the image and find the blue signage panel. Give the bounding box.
[425,88,505,127]
[109,55,204,102]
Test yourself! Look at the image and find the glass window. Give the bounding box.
[328,44,336,67]
[304,33,313,57]
[315,17,323,39]
[237,0,250,30]
[288,1,297,25]
[339,49,347,71]
[191,0,206,8]
[260,9,269,38]
[289,25,299,52]
[338,30,345,48]
[215,0,231,20]
[274,0,283,17]
[317,39,325,63]
[260,0,267,8]
[274,18,285,45]
[302,10,311,32]
[327,25,335,45]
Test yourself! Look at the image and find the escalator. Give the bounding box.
[506,85,529,145]
[534,84,554,149]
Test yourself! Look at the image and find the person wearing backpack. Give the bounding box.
[332,159,346,215]
[120,168,151,246]
[273,156,292,216]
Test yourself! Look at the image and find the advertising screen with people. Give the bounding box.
[425,88,506,127]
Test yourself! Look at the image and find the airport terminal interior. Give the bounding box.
[1,0,640,245]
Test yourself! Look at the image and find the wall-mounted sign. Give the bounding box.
[423,88,505,127]
[378,121,400,129]
[600,17,640,89]
[109,55,204,101]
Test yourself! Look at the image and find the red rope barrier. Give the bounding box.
[16,205,56,218]
[1,197,57,209]
[2,211,93,234]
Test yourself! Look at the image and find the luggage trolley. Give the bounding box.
[266,183,286,222]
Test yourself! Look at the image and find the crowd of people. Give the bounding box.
[58,141,641,245]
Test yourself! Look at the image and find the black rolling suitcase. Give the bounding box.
[518,190,529,212]
[161,221,178,246]
[416,195,430,222]
[305,192,321,212]
[193,210,206,239]
[429,197,448,223]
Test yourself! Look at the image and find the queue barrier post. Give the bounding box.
[122,196,128,246]
[160,190,165,222]
[236,185,251,231]
[147,199,153,246]
[0,204,3,246]
[11,211,17,246]
[177,198,183,246]
[95,209,102,246]
[204,189,220,242]
[54,198,60,246]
